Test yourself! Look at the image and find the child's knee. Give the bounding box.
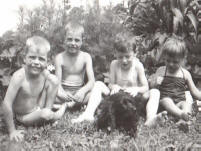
[40,108,54,120]
[94,81,105,88]
[150,89,160,96]
[185,91,193,104]
[94,81,110,95]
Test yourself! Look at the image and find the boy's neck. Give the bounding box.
[65,49,80,57]
[24,67,42,80]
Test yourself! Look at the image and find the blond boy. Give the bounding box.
[2,36,67,142]
[55,22,95,107]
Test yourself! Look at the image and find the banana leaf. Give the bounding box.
[186,11,198,34]
[172,8,184,33]
[178,0,188,14]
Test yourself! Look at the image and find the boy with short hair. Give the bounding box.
[2,36,67,142]
[72,31,167,127]
[55,22,95,107]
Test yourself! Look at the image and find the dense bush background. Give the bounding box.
[1,0,201,91]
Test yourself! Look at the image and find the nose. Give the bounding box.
[122,57,127,63]
[71,40,76,45]
[33,58,40,65]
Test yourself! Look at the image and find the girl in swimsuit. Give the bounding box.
[156,37,201,122]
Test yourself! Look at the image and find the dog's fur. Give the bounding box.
[95,91,145,137]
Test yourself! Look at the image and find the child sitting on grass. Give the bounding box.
[152,37,201,124]
[2,36,67,142]
[55,22,95,108]
[72,31,167,127]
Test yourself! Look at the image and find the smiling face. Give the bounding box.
[116,51,134,70]
[24,47,48,76]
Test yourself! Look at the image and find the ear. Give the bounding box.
[21,56,26,65]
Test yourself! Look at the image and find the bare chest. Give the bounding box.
[62,59,85,74]
[116,67,138,87]
[17,79,45,98]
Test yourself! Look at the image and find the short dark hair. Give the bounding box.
[114,31,136,53]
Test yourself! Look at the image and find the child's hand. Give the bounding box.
[74,90,85,103]
[124,87,138,97]
[110,85,122,95]
[65,92,76,102]
[156,76,164,85]
[10,130,25,142]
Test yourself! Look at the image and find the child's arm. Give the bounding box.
[74,53,95,102]
[184,69,201,100]
[109,60,122,94]
[44,73,59,108]
[55,54,75,101]
[2,71,25,141]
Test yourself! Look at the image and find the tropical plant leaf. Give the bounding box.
[129,0,140,15]
[178,0,188,14]
[172,7,184,25]
[186,11,198,34]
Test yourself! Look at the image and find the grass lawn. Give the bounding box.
[0,105,200,151]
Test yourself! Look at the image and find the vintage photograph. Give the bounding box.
[0,0,201,150]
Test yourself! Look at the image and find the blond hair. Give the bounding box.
[65,22,84,37]
[162,37,186,59]
[25,36,50,54]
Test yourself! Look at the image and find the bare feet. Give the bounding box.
[71,114,95,124]
[52,104,62,110]
[144,111,168,128]
[180,112,190,121]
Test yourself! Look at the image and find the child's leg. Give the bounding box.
[160,98,189,121]
[144,89,167,127]
[16,108,51,126]
[17,103,68,126]
[176,101,192,114]
[72,81,110,123]
[52,102,68,120]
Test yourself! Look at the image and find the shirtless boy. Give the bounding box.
[2,36,67,142]
[55,22,95,107]
[72,31,167,127]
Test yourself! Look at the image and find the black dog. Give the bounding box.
[96,91,145,137]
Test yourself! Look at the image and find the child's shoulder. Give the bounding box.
[181,67,191,79]
[156,66,166,72]
[80,51,91,58]
[110,59,118,67]
[133,57,144,69]
[55,51,65,58]
[10,68,25,84]
[43,70,59,86]
[79,51,92,63]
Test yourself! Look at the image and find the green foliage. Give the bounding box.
[1,0,201,88]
